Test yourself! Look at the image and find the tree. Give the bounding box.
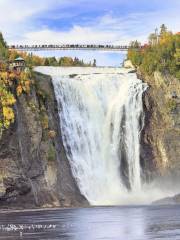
[160,24,167,36]
[59,57,73,66]
[0,32,6,48]
[93,59,97,67]
[8,50,19,61]
[149,33,158,46]
[174,49,180,65]
[48,57,58,66]
[73,57,80,66]
[44,58,50,66]
[0,32,8,60]
[130,40,141,48]
[127,25,180,79]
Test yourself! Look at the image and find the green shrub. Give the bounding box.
[167,99,177,112]
[128,25,180,79]
[48,145,56,162]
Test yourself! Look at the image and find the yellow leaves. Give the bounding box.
[17,72,31,94]
[0,62,7,71]
[0,86,16,131]
[0,66,32,133]
[9,50,45,67]
[0,71,9,86]
[159,32,173,45]
[16,85,22,96]
[3,107,15,124]
[0,71,8,81]
[14,72,32,96]
[7,95,16,105]
[24,80,31,93]
[0,87,16,105]
[0,71,15,87]
[9,72,16,80]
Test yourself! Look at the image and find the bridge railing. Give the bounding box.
[8,44,132,50]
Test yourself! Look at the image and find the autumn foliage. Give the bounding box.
[0,69,33,135]
[128,25,180,79]
[0,31,94,135]
[0,33,33,136]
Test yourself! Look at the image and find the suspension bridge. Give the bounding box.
[8,44,134,51]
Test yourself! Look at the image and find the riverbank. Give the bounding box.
[1,205,180,240]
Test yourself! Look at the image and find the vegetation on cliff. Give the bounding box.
[128,26,180,178]
[0,31,96,136]
[0,34,34,136]
[0,69,32,136]
[128,25,180,79]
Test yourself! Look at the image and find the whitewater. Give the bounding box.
[36,67,177,205]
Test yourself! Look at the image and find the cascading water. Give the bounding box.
[36,67,148,205]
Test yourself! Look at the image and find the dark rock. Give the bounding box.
[0,71,88,209]
[152,193,180,205]
[140,70,180,183]
[128,69,137,73]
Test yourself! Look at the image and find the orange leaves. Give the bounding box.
[0,66,33,134]
[0,87,16,106]
[2,106,15,127]
[9,72,16,80]
[17,71,32,95]
[0,86,16,131]
[24,80,31,93]
[16,85,22,96]
[0,71,15,87]
[8,49,44,67]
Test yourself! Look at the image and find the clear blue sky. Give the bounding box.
[0,0,179,66]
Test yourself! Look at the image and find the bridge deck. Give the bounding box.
[8,45,131,51]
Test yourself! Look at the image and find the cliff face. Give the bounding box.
[140,70,180,183]
[0,72,88,209]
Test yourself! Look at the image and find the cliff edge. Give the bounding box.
[139,70,180,184]
[0,71,88,209]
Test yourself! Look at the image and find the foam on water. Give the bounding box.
[35,67,177,205]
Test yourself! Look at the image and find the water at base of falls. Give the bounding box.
[36,67,174,205]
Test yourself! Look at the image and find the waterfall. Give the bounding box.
[36,67,148,205]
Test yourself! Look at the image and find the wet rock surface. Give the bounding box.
[0,71,88,209]
[140,70,180,181]
[152,193,180,205]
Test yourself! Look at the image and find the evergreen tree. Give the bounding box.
[44,58,50,66]
[48,57,58,66]
[93,59,96,67]
[127,25,180,80]
[160,24,167,36]
[130,40,141,48]
[0,32,8,60]
[0,32,6,48]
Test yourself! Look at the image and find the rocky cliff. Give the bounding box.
[0,71,88,209]
[140,70,180,185]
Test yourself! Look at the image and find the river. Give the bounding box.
[13,66,179,240]
[1,206,180,239]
